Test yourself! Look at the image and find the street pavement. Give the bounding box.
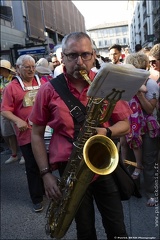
[1,144,159,240]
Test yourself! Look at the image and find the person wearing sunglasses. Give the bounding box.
[149,44,160,83]
[149,44,160,122]
[149,59,160,69]
[149,44,160,197]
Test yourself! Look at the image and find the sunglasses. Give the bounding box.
[149,60,157,65]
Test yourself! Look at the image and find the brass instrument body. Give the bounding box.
[46,73,124,239]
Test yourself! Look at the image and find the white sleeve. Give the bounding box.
[53,64,64,78]
[145,78,159,100]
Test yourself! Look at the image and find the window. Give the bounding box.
[98,41,102,47]
[0,5,13,21]
[119,38,123,44]
[97,30,102,38]
[109,28,114,37]
[103,29,108,37]
[122,26,128,35]
[123,38,126,44]
[90,31,96,39]
[115,27,121,36]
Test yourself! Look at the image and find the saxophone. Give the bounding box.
[45,70,124,239]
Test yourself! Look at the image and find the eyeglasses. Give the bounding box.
[63,52,93,61]
[149,60,157,65]
[21,65,36,70]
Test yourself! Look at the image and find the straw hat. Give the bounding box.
[35,66,52,75]
[0,60,15,72]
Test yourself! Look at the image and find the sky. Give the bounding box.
[72,1,130,29]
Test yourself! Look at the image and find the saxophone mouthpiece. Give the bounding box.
[79,70,92,85]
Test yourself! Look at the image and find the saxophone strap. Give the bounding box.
[50,74,86,141]
[50,74,86,123]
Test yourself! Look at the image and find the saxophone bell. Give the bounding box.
[83,135,119,175]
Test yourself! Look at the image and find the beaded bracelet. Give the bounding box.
[40,167,52,177]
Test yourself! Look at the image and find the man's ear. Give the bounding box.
[93,50,97,62]
[93,49,96,56]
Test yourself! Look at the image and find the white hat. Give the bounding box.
[36,58,49,68]
[35,66,52,75]
[0,60,15,72]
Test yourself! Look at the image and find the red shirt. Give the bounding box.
[1,77,45,146]
[40,75,53,82]
[29,71,132,169]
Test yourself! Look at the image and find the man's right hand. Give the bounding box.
[42,173,62,200]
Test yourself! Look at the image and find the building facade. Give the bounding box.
[87,0,159,56]
[1,0,159,63]
[87,21,129,57]
[128,0,160,52]
[0,0,85,64]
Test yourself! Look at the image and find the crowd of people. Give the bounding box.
[0,32,159,239]
[107,43,160,207]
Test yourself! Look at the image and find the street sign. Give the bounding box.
[17,46,46,56]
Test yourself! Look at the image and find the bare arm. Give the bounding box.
[136,91,157,115]
[31,123,49,170]
[1,111,29,131]
[96,118,130,138]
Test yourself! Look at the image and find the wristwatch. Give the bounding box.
[106,127,112,138]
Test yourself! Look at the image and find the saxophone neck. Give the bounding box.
[79,70,92,85]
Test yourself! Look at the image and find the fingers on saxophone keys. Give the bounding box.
[90,127,97,135]
[20,127,26,132]
[48,189,62,200]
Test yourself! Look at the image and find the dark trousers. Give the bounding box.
[75,176,127,240]
[142,133,159,198]
[58,163,128,240]
[20,143,44,204]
